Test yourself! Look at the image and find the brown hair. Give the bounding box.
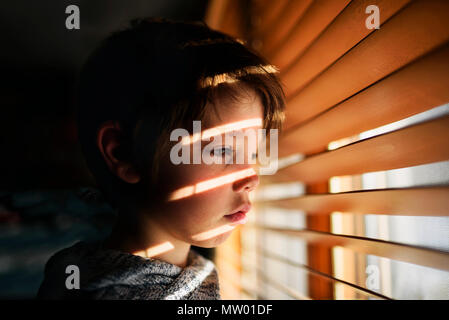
[77,17,285,211]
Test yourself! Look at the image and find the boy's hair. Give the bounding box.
[77,17,285,211]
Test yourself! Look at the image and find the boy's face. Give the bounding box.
[149,87,263,248]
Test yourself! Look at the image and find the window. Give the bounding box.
[207,0,449,300]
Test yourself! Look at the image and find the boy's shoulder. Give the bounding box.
[37,243,221,300]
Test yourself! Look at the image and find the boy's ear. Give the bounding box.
[96,120,141,184]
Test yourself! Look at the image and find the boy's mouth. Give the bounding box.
[224,204,251,225]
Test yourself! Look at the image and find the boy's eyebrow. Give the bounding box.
[181,118,262,146]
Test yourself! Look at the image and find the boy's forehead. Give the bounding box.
[202,88,264,131]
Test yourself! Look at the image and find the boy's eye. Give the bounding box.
[213,146,233,157]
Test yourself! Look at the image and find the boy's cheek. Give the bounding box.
[161,163,234,202]
[161,189,233,234]
[165,186,230,217]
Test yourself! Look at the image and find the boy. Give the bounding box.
[37,17,285,299]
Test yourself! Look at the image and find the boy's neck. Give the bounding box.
[103,212,191,268]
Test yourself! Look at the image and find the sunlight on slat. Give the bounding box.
[328,104,449,151]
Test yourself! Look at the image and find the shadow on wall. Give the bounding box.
[0,188,115,298]
[0,188,214,298]
[0,0,211,299]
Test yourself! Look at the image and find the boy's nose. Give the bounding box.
[232,169,259,193]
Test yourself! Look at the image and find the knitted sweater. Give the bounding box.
[36,241,221,300]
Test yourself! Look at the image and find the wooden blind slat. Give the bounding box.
[279,44,449,156]
[257,268,311,300]
[268,0,350,69]
[251,0,289,39]
[272,116,449,184]
[259,248,390,300]
[205,0,245,39]
[258,226,449,272]
[259,187,449,217]
[281,0,411,97]
[283,0,449,130]
[204,0,229,32]
[259,0,313,55]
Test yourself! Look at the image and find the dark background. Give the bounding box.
[0,0,210,298]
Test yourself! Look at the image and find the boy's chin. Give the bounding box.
[191,229,234,248]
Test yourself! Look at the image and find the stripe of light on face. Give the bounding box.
[196,168,256,193]
[191,224,236,242]
[133,241,175,259]
[181,118,263,146]
[168,168,257,201]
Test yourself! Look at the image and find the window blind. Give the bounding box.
[206,0,449,300]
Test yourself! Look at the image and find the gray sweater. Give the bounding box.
[37,241,221,300]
